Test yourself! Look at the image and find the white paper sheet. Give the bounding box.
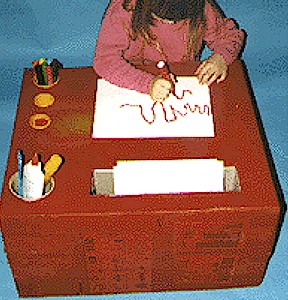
[113,159,224,195]
[92,77,214,138]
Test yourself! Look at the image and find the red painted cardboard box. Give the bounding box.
[0,61,285,297]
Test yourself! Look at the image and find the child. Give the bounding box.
[93,0,245,102]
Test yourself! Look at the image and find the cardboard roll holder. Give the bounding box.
[9,172,55,202]
[33,75,60,89]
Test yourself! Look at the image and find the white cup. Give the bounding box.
[9,172,55,202]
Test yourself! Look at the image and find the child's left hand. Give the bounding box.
[195,54,228,86]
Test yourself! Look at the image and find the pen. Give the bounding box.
[41,60,48,85]
[45,66,54,85]
[35,64,45,85]
[156,60,176,95]
[50,59,63,82]
[17,150,24,197]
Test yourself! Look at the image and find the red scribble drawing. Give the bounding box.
[120,90,210,125]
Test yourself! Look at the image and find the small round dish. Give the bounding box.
[34,93,55,108]
[29,113,51,130]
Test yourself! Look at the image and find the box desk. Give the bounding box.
[0,60,285,297]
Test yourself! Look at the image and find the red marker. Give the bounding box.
[45,65,54,85]
[156,60,176,95]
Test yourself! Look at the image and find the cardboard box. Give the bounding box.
[0,63,284,297]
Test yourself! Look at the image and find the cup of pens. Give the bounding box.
[9,151,63,202]
[32,58,63,89]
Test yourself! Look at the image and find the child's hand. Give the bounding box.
[195,54,228,86]
[149,77,172,102]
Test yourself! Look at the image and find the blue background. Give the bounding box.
[0,0,287,299]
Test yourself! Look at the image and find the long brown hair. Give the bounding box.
[122,0,206,60]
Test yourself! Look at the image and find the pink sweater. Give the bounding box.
[93,0,244,94]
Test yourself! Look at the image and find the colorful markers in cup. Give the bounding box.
[32,58,63,86]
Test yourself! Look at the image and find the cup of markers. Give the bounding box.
[32,58,63,88]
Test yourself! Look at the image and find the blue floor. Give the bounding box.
[0,0,287,299]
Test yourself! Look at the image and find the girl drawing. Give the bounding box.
[93,0,244,102]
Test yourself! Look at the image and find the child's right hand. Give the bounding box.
[149,77,172,102]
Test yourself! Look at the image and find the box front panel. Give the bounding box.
[80,208,278,295]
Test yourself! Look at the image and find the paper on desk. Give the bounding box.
[113,159,224,195]
[92,77,214,138]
